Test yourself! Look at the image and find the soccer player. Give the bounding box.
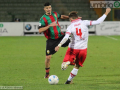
[55,8,111,84]
[38,2,71,78]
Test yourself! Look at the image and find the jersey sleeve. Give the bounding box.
[56,12,61,19]
[83,14,107,26]
[66,25,72,35]
[38,18,46,29]
[91,14,107,25]
[59,25,71,45]
[83,20,92,26]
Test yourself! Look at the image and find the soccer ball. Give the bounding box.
[48,75,59,85]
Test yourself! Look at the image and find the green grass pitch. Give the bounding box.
[0,36,120,90]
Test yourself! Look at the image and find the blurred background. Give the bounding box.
[0,1,120,89]
[0,0,120,22]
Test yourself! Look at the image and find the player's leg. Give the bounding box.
[61,36,72,64]
[44,39,53,78]
[45,55,52,78]
[44,39,60,78]
[65,49,87,84]
[61,48,76,70]
[65,64,80,84]
[75,48,87,67]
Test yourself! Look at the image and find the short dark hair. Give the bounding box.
[69,11,78,19]
[44,2,51,6]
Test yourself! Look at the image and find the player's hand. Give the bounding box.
[105,8,111,15]
[49,22,58,27]
[55,46,60,51]
[106,8,111,13]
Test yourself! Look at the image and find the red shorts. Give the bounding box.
[63,47,87,67]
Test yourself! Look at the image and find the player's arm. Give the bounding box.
[55,33,70,51]
[104,8,111,16]
[58,33,70,47]
[55,26,71,51]
[61,15,69,19]
[38,22,58,33]
[56,12,69,19]
[85,8,111,26]
[61,15,82,19]
[58,12,81,19]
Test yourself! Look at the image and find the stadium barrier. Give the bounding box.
[0,21,120,36]
[0,22,23,36]
[96,22,120,35]
[24,22,72,35]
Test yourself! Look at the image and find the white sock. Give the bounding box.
[68,68,78,81]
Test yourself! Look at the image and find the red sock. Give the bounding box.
[45,67,50,75]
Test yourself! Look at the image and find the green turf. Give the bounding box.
[0,36,120,90]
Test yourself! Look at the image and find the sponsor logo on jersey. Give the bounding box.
[54,14,57,18]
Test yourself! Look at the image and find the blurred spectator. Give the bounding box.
[14,18,20,22]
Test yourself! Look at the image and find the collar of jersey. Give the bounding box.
[71,18,81,23]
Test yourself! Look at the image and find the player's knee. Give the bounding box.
[74,64,80,69]
[46,55,52,60]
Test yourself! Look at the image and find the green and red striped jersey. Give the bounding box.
[39,12,64,39]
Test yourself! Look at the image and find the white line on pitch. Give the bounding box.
[104,36,118,40]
